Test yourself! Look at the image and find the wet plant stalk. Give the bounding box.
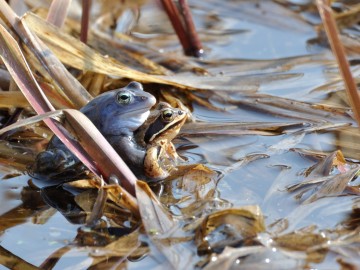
[316,0,360,126]
[160,0,189,50]
[81,0,91,44]
[159,0,203,57]
[178,0,203,57]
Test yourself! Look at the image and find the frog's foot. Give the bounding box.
[31,149,76,174]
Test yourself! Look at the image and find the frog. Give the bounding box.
[31,81,156,181]
[136,102,188,181]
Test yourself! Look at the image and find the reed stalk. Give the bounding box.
[316,0,360,126]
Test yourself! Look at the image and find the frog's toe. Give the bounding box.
[32,149,75,174]
[53,149,76,170]
[32,150,57,173]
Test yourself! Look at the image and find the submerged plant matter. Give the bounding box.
[0,0,360,269]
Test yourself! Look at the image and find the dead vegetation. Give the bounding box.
[0,0,360,269]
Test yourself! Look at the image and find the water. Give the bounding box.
[1,0,360,269]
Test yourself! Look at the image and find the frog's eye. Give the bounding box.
[116,91,132,104]
[162,109,174,122]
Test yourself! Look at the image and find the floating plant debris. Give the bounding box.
[1,0,360,269]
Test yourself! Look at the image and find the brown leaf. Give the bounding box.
[303,167,360,204]
[201,205,265,235]
[203,246,267,270]
[273,231,328,263]
[89,229,148,267]
[136,180,175,235]
[195,206,265,252]
[273,232,328,252]
[182,164,218,188]
[135,181,194,269]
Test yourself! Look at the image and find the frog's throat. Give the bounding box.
[148,116,186,142]
[114,107,151,116]
[135,110,150,124]
[105,110,150,136]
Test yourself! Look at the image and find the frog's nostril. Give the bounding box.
[178,111,183,115]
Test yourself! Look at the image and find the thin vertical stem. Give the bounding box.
[80,0,91,44]
[159,0,190,52]
[179,0,203,57]
[316,0,360,126]
[159,0,203,57]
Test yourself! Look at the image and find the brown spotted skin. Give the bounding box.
[142,104,188,180]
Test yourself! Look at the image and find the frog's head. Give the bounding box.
[144,102,188,144]
[81,82,156,136]
[141,102,188,180]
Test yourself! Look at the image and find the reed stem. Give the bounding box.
[317,0,360,126]
[81,0,91,44]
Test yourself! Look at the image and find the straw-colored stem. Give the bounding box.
[316,0,360,126]
[46,0,71,28]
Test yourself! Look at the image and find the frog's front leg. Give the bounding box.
[144,145,170,181]
[32,148,76,174]
[109,136,147,178]
[165,142,186,164]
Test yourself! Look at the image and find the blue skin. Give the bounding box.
[33,82,156,179]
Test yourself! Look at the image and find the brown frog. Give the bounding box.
[135,102,187,181]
